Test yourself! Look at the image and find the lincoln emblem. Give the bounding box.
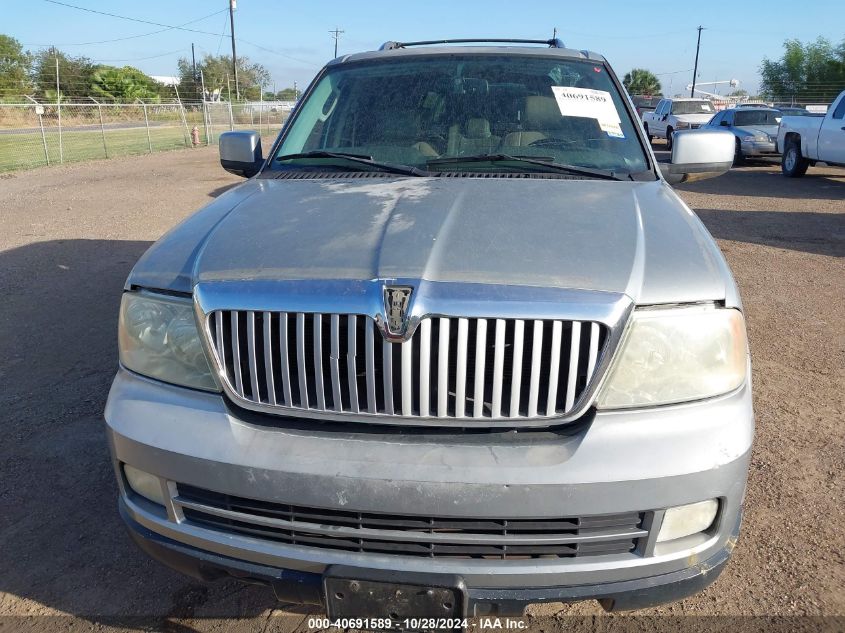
[383,286,413,338]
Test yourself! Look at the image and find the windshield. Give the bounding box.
[671,100,715,115]
[272,55,650,176]
[734,110,781,126]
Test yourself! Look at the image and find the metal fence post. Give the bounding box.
[174,88,191,148]
[25,96,50,166]
[90,97,108,158]
[141,101,153,153]
[203,101,212,145]
[55,57,63,164]
[228,101,235,131]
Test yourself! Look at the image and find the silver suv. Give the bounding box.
[105,39,751,621]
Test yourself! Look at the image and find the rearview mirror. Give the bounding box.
[659,129,734,184]
[219,131,263,178]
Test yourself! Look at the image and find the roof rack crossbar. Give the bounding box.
[379,38,566,51]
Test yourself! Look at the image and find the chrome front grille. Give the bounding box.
[175,484,646,560]
[207,311,608,422]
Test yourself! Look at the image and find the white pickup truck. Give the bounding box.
[642,98,717,150]
[777,89,845,177]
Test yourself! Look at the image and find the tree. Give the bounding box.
[91,66,163,102]
[0,34,31,101]
[177,53,271,101]
[30,48,95,100]
[728,89,748,97]
[622,68,662,96]
[760,37,845,103]
[275,87,298,100]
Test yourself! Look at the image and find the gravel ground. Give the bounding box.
[0,147,843,632]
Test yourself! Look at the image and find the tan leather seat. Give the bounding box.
[501,96,561,147]
[451,118,500,155]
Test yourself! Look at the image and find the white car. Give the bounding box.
[777,89,845,177]
[643,98,717,150]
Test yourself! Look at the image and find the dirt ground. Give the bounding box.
[0,146,843,633]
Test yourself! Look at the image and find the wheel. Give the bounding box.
[782,141,809,178]
[733,138,745,166]
[666,127,674,151]
[644,124,653,143]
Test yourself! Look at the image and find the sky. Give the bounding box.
[5,0,845,96]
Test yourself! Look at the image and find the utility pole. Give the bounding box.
[191,43,198,100]
[329,27,344,58]
[229,0,239,100]
[690,26,704,98]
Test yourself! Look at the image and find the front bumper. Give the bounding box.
[740,140,778,156]
[105,367,753,611]
[122,500,739,614]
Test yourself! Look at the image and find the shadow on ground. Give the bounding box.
[677,165,845,200]
[0,239,284,627]
[695,209,845,257]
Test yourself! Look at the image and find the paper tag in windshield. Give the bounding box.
[551,86,624,138]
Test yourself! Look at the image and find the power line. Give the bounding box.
[41,0,225,37]
[40,0,320,68]
[91,48,186,63]
[25,8,228,47]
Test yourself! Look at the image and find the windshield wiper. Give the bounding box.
[426,153,626,180]
[275,151,428,177]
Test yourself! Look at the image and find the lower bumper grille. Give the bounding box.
[175,484,646,560]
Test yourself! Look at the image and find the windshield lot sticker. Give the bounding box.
[551,86,624,138]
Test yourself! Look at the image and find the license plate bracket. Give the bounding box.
[323,566,467,623]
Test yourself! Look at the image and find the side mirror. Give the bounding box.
[659,129,734,184]
[219,131,263,178]
[720,120,730,127]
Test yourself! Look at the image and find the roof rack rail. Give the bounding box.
[379,38,566,51]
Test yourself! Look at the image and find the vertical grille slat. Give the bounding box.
[279,313,292,406]
[401,339,413,416]
[587,321,600,380]
[263,312,276,406]
[566,321,582,411]
[210,311,608,423]
[246,311,260,401]
[295,313,309,409]
[455,318,469,418]
[215,311,226,377]
[473,318,488,418]
[382,338,394,414]
[546,320,563,416]
[528,320,544,417]
[365,323,377,414]
[437,318,450,417]
[509,319,525,417]
[491,319,506,418]
[347,315,359,413]
[330,315,342,412]
[419,320,431,417]
[313,314,326,410]
[230,311,244,397]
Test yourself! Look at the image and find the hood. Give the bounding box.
[674,113,716,124]
[128,176,734,306]
[735,125,779,138]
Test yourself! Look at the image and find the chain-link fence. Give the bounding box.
[0,100,295,172]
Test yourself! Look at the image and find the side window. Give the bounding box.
[723,111,733,126]
[832,98,845,120]
[709,112,723,127]
[654,100,665,116]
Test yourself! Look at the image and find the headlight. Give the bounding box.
[674,121,690,129]
[596,306,747,408]
[119,291,218,391]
